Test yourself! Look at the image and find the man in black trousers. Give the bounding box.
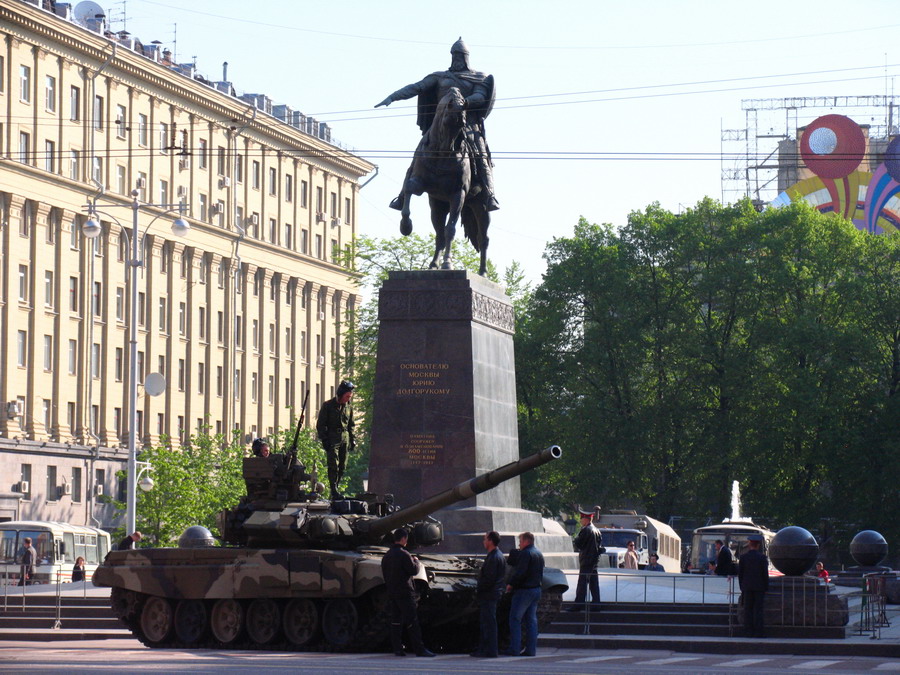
[380,528,435,657]
[471,530,504,658]
[572,507,602,610]
[737,533,769,637]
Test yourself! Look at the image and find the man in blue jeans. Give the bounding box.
[504,531,544,656]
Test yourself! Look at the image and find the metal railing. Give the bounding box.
[2,565,90,628]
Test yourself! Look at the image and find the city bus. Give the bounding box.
[0,521,111,585]
[689,520,777,574]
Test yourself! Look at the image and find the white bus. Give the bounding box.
[0,521,111,585]
[595,510,682,573]
[689,521,777,574]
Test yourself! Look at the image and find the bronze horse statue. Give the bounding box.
[396,87,491,275]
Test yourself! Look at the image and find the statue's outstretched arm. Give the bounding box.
[374,74,436,108]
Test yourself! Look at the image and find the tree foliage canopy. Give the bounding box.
[517,200,900,560]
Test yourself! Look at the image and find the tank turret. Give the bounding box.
[218,445,561,549]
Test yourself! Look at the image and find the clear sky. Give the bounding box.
[107,0,900,283]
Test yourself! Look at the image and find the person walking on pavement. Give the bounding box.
[572,507,602,610]
[504,531,545,657]
[316,380,355,499]
[471,530,504,658]
[737,533,769,637]
[380,528,435,658]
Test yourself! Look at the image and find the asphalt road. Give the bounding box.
[1,640,899,675]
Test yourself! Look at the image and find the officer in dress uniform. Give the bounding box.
[572,506,602,609]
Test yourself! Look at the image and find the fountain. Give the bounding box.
[727,481,753,523]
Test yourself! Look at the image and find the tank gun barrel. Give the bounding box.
[361,445,561,538]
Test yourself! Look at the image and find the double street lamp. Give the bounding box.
[83,186,189,536]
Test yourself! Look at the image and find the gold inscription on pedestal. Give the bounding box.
[396,362,451,396]
[400,433,441,466]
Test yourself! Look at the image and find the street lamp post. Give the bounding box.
[83,186,189,536]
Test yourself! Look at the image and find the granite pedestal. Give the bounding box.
[368,270,576,568]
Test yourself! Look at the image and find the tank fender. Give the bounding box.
[541,566,569,594]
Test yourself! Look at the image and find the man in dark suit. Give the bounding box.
[471,530,504,658]
[737,533,769,637]
[117,531,142,551]
[714,539,735,576]
[380,528,435,658]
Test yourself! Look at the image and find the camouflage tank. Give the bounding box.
[93,445,567,652]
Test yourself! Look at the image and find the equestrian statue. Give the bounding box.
[375,37,497,275]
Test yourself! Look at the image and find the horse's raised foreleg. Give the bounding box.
[441,190,465,270]
[400,191,413,236]
[429,198,449,270]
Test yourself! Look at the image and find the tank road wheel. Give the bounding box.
[246,598,282,645]
[322,598,359,648]
[210,599,244,645]
[174,599,208,644]
[283,599,319,647]
[140,596,174,645]
[110,587,141,624]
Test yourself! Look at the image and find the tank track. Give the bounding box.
[111,589,390,653]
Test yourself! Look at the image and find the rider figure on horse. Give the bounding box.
[376,37,499,214]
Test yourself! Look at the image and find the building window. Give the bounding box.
[69,149,81,180]
[18,264,29,302]
[159,122,169,153]
[217,311,225,344]
[234,154,243,183]
[269,167,277,195]
[285,378,292,407]
[44,270,54,308]
[72,467,82,503]
[345,197,352,225]
[216,366,224,397]
[158,297,168,333]
[216,200,225,227]
[331,192,337,216]
[41,312,59,352]
[268,375,275,404]
[315,234,323,259]
[19,131,30,164]
[285,326,292,357]
[301,229,308,254]
[114,287,124,321]
[69,277,78,313]
[217,146,226,175]
[115,104,127,138]
[92,281,102,317]
[253,272,261,297]
[47,466,58,502]
[235,315,243,348]
[42,399,52,431]
[198,138,208,169]
[269,323,276,354]
[301,330,307,361]
[157,413,165,436]
[70,85,80,121]
[316,186,323,213]
[252,161,260,189]
[116,165,127,194]
[19,65,31,103]
[68,340,77,375]
[115,347,123,381]
[17,331,27,367]
[159,179,169,205]
[44,139,55,172]
[45,75,57,112]
[284,223,292,250]
[199,306,207,341]
[285,174,293,202]
[179,302,186,335]
[67,403,76,433]
[198,363,205,394]
[199,193,208,221]
[137,113,148,146]
[252,319,259,351]
[178,359,186,391]
[269,218,277,244]
[92,156,102,184]
[300,180,308,208]
[91,343,101,379]
[218,261,227,289]
[251,372,258,402]
[137,292,146,327]
[93,95,103,130]
[199,256,208,284]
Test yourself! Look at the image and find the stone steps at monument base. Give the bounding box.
[547,601,847,640]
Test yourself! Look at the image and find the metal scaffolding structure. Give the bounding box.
[721,96,900,206]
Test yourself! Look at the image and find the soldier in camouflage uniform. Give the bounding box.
[316,380,355,499]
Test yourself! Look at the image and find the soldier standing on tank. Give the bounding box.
[315,380,355,499]
[381,528,436,658]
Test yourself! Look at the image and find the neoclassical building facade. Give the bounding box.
[0,1,374,526]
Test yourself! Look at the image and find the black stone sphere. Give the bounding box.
[769,526,819,576]
[850,530,888,567]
